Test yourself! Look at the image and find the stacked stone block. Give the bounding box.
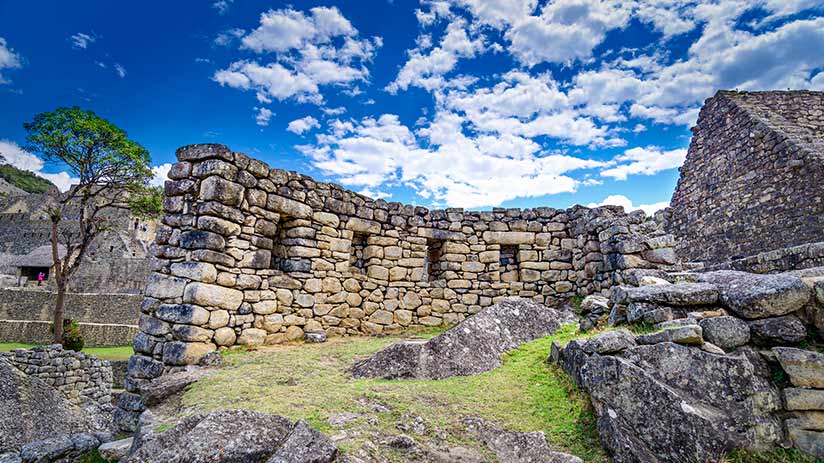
[127,143,676,381]
[0,344,112,409]
[666,90,824,264]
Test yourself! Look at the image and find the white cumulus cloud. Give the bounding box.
[0,37,22,84]
[587,194,670,216]
[69,32,96,49]
[0,139,78,191]
[601,146,687,181]
[287,116,320,135]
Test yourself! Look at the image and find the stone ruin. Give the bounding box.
[128,143,677,374]
[664,90,824,268]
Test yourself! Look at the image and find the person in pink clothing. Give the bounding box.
[37,272,45,286]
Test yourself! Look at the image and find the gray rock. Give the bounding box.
[265,420,338,463]
[785,388,824,411]
[773,347,824,388]
[98,437,133,461]
[462,416,583,463]
[583,330,637,354]
[700,342,727,355]
[386,435,417,451]
[353,298,566,379]
[788,428,824,459]
[748,316,807,346]
[0,453,21,463]
[654,318,699,330]
[699,316,750,351]
[637,325,703,345]
[305,332,327,343]
[19,433,99,463]
[126,355,164,380]
[0,358,101,453]
[697,271,811,319]
[579,343,782,462]
[198,351,223,367]
[140,366,212,407]
[123,410,294,463]
[580,295,609,314]
[627,302,674,325]
[611,283,719,306]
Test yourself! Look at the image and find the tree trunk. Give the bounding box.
[50,215,64,344]
[53,282,65,344]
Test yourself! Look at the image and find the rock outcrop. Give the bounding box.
[557,332,783,463]
[462,416,583,463]
[0,357,108,454]
[122,410,338,463]
[352,298,569,379]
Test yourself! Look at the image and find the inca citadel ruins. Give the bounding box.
[3,90,824,462]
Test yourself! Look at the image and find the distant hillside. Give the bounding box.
[0,163,56,195]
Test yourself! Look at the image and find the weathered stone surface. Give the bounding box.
[576,343,782,462]
[699,316,750,351]
[19,433,100,463]
[747,315,807,346]
[183,282,243,311]
[99,437,133,461]
[788,428,824,459]
[583,330,636,354]
[141,367,213,406]
[773,347,824,388]
[785,388,824,411]
[481,231,535,245]
[697,271,811,319]
[637,325,703,345]
[155,304,210,326]
[264,419,338,463]
[611,283,719,306]
[0,358,100,453]
[352,298,567,380]
[122,410,294,463]
[462,415,583,463]
[351,341,424,379]
[162,341,216,366]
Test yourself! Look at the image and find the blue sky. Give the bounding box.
[1,1,823,212]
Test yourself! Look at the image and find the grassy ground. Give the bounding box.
[183,324,607,462]
[0,343,133,361]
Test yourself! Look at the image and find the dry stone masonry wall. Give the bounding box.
[129,143,677,374]
[1,344,112,409]
[666,90,824,265]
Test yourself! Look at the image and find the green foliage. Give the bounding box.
[24,107,152,192]
[0,163,56,194]
[569,295,584,313]
[76,449,112,463]
[128,186,163,219]
[61,319,84,351]
[726,447,821,463]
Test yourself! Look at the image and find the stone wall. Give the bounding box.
[1,344,112,409]
[0,288,141,324]
[666,90,824,264]
[703,241,824,274]
[0,320,138,347]
[127,143,676,372]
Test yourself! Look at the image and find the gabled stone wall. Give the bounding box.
[129,144,676,372]
[667,90,824,264]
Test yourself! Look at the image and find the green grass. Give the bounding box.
[0,343,133,361]
[183,324,607,462]
[0,163,56,194]
[727,448,822,463]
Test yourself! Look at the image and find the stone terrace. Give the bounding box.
[131,143,677,372]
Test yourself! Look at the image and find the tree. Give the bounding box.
[24,107,154,343]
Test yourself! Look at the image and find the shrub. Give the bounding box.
[61,319,84,351]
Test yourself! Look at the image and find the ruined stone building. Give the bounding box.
[0,189,156,346]
[664,90,824,271]
[128,143,677,370]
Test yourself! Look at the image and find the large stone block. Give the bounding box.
[267,194,312,218]
[155,304,211,326]
[199,175,244,206]
[482,231,535,245]
[162,341,216,365]
[169,262,217,283]
[183,282,244,311]
[144,273,187,299]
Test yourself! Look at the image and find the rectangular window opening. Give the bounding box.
[350,232,369,275]
[425,239,444,281]
[500,245,519,270]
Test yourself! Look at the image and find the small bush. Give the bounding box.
[62,319,84,352]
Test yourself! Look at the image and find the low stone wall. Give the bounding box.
[0,344,112,409]
[0,320,138,347]
[702,241,824,274]
[128,143,677,373]
[0,288,141,324]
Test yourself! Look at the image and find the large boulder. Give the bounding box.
[566,342,781,463]
[697,271,811,319]
[773,347,824,388]
[699,316,750,351]
[747,316,807,346]
[611,283,719,306]
[123,410,338,463]
[0,358,104,453]
[352,298,568,379]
